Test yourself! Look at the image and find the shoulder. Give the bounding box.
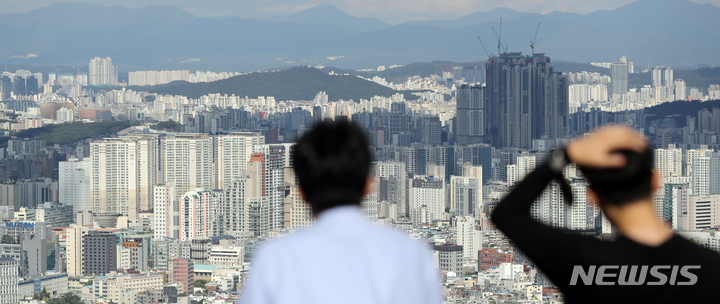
[367,224,434,253]
[671,235,720,263]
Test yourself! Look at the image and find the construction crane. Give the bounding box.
[499,17,503,53]
[477,36,492,59]
[530,22,541,54]
[492,18,508,54]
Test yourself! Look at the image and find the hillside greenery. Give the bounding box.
[151,120,181,132]
[10,121,139,145]
[46,294,82,304]
[644,99,720,120]
[144,66,421,101]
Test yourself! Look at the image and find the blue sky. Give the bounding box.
[1,0,718,24]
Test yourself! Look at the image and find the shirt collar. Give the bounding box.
[315,205,366,227]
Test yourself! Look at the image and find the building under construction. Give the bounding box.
[484,52,569,149]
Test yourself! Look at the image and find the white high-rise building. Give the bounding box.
[677,195,720,231]
[456,216,482,260]
[652,67,665,88]
[507,154,537,186]
[90,135,159,220]
[531,182,568,229]
[162,134,215,197]
[215,132,264,189]
[664,67,674,89]
[56,107,74,122]
[675,79,687,100]
[153,184,178,240]
[568,179,590,230]
[66,224,90,277]
[691,155,714,196]
[179,188,221,241]
[409,176,445,226]
[0,257,18,304]
[59,158,91,212]
[89,57,117,86]
[687,146,712,177]
[655,144,683,178]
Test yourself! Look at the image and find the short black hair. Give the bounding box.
[580,146,655,206]
[293,120,372,214]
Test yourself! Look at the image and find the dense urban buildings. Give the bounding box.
[0,35,718,303]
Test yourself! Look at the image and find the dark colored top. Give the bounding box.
[491,161,720,304]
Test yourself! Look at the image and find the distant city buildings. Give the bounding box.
[128,70,190,86]
[88,57,117,86]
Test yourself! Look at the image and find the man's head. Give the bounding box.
[293,120,372,215]
[580,146,656,207]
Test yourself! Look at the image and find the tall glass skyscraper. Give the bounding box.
[485,52,569,149]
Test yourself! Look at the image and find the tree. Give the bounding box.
[33,287,50,301]
[47,294,82,304]
[194,279,208,288]
[0,234,16,244]
[151,120,181,132]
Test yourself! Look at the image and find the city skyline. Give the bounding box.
[0,0,720,302]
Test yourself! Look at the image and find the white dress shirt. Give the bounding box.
[240,205,441,304]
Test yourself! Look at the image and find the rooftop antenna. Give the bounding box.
[530,22,541,54]
[477,36,492,59]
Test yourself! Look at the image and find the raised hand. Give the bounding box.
[566,125,647,168]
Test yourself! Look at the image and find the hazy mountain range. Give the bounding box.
[0,0,719,72]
